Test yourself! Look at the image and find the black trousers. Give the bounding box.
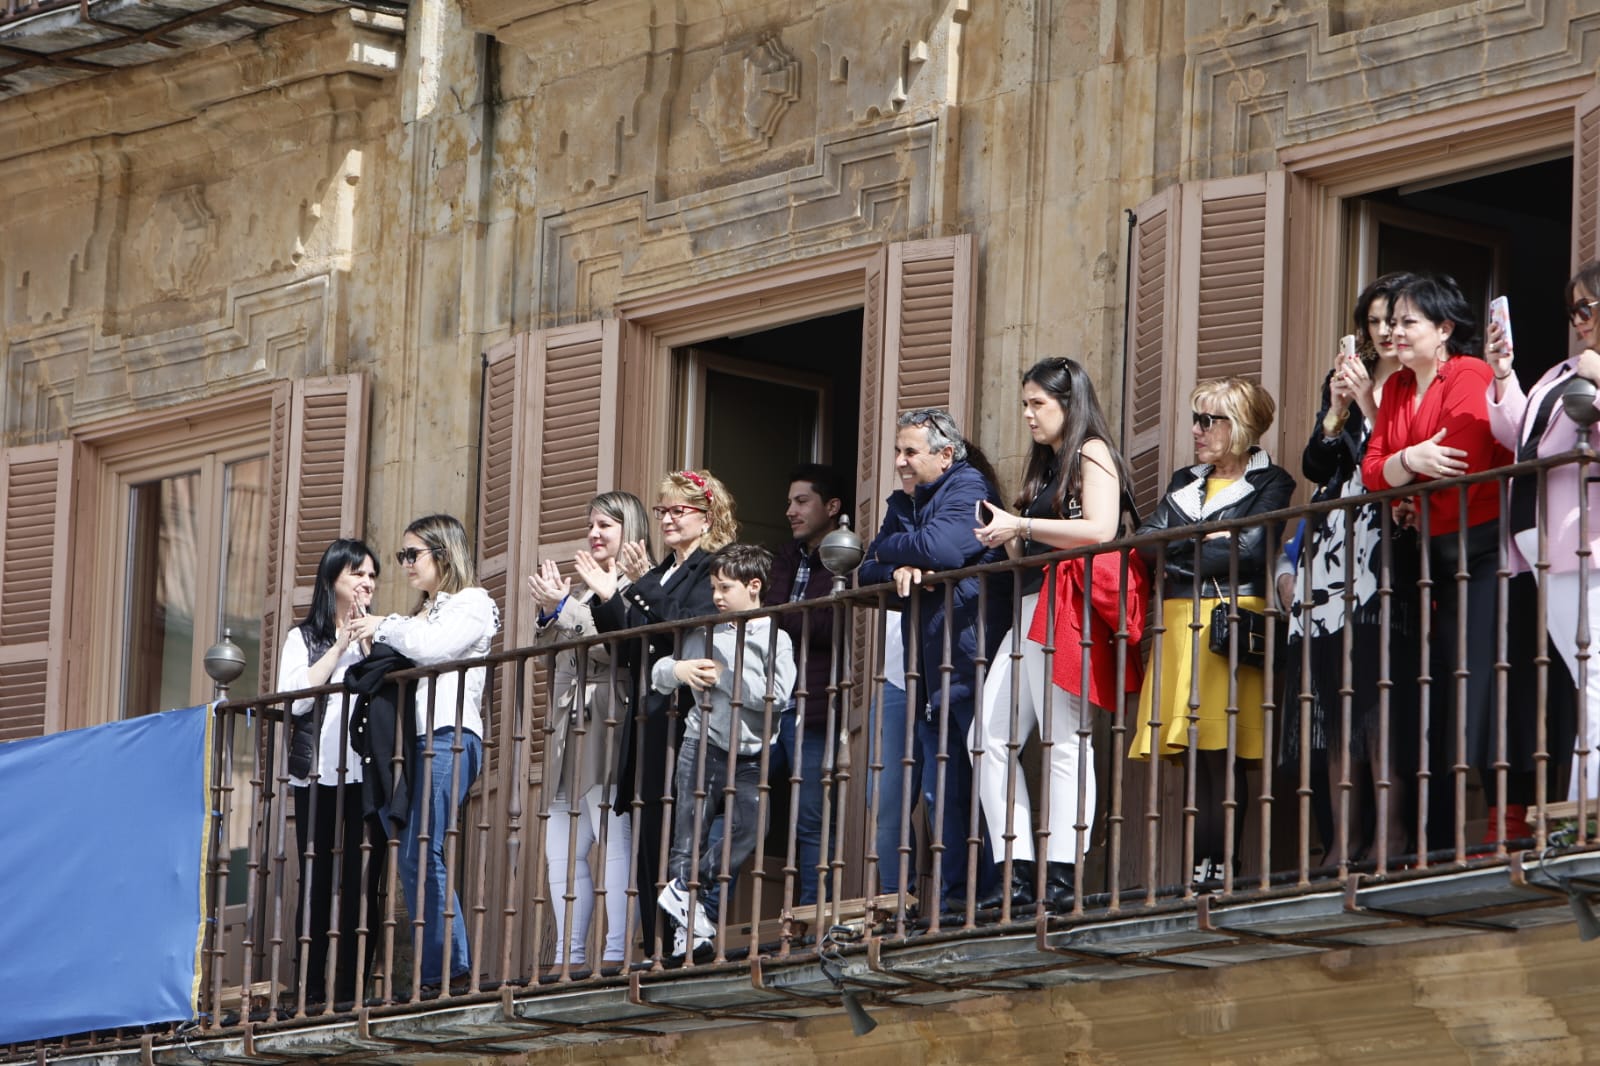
[294,782,387,1004]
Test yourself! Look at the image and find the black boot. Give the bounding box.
[1044,862,1075,912]
[976,859,1035,911]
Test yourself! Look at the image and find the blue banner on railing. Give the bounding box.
[0,705,212,1044]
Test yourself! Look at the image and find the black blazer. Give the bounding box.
[590,548,718,807]
[1138,453,1295,600]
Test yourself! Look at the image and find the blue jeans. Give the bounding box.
[866,682,917,894]
[916,698,993,907]
[778,710,834,905]
[399,728,481,985]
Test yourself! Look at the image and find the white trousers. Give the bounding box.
[971,597,1099,864]
[1546,571,1600,803]
[545,784,633,964]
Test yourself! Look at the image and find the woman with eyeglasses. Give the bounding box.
[1489,260,1600,805]
[1278,273,1422,865]
[589,469,737,954]
[279,538,383,1007]
[347,513,500,993]
[1361,274,1516,845]
[969,356,1143,913]
[527,491,652,974]
[1131,377,1295,888]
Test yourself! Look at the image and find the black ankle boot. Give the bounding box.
[976,859,1035,910]
[1044,862,1075,912]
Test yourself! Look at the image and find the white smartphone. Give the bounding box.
[1490,295,1513,358]
[1339,334,1357,361]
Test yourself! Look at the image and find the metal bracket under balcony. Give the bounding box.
[0,0,405,99]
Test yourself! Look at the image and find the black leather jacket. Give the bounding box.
[1137,451,1296,600]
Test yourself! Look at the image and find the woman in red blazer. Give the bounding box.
[1361,274,1516,849]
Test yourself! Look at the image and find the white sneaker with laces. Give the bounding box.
[658,878,691,927]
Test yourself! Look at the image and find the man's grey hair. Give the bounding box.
[897,408,967,461]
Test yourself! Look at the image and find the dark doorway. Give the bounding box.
[673,309,863,550]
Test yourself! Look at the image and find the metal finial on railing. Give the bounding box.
[203,627,246,699]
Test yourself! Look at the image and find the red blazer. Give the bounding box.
[1362,356,1509,536]
[1026,549,1148,708]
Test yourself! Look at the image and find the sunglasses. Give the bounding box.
[1570,298,1600,325]
[395,546,438,566]
[1192,412,1231,431]
[652,504,708,520]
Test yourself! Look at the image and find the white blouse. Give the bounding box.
[277,627,367,787]
[373,586,500,739]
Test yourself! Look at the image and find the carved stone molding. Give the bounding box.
[529,118,937,324]
[5,274,331,439]
[691,33,801,162]
[1183,0,1600,178]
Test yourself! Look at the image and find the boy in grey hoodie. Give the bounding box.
[652,543,796,957]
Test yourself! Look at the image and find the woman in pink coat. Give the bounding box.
[1487,259,1600,803]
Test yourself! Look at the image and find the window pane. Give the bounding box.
[122,472,200,717]
[219,456,269,701]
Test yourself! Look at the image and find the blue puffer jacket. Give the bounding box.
[859,460,1012,722]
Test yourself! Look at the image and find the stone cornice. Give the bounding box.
[0,7,401,166]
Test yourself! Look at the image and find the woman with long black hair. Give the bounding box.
[279,538,383,1006]
[970,357,1142,912]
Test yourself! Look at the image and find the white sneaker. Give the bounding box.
[688,898,715,939]
[658,878,691,927]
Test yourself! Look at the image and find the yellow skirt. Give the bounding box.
[1130,596,1267,761]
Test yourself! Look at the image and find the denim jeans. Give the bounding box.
[398,728,481,985]
[866,682,917,894]
[916,697,993,907]
[777,710,834,905]
[668,733,761,923]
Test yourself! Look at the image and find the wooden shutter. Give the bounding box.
[1123,187,1180,517]
[1175,173,1287,460]
[862,235,979,513]
[1575,84,1600,272]
[259,375,370,691]
[0,442,76,741]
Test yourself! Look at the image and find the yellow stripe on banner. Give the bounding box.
[191,703,217,1017]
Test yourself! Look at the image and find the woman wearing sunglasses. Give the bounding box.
[1489,260,1600,805]
[1131,377,1295,888]
[589,469,737,953]
[1362,274,1515,846]
[527,491,653,974]
[347,513,500,993]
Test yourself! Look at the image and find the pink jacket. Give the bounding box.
[1488,359,1600,574]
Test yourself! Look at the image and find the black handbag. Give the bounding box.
[1206,580,1268,669]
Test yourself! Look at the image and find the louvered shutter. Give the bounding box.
[0,442,76,742]
[477,335,527,662]
[855,248,888,537]
[1175,173,1287,458]
[1123,187,1181,517]
[260,375,369,691]
[864,235,978,511]
[1575,85,1600,271]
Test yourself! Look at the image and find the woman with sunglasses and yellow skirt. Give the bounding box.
[1131,378,1295,888]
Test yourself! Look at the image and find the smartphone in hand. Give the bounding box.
[1489,295,1513,358]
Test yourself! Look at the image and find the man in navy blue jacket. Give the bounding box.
[859,408,1009,913]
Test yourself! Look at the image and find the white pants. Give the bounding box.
[1547,571,1600,803]
[971,598,1099,864]
[545,784,633,964]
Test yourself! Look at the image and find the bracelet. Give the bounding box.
[1398,447,1417,476]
